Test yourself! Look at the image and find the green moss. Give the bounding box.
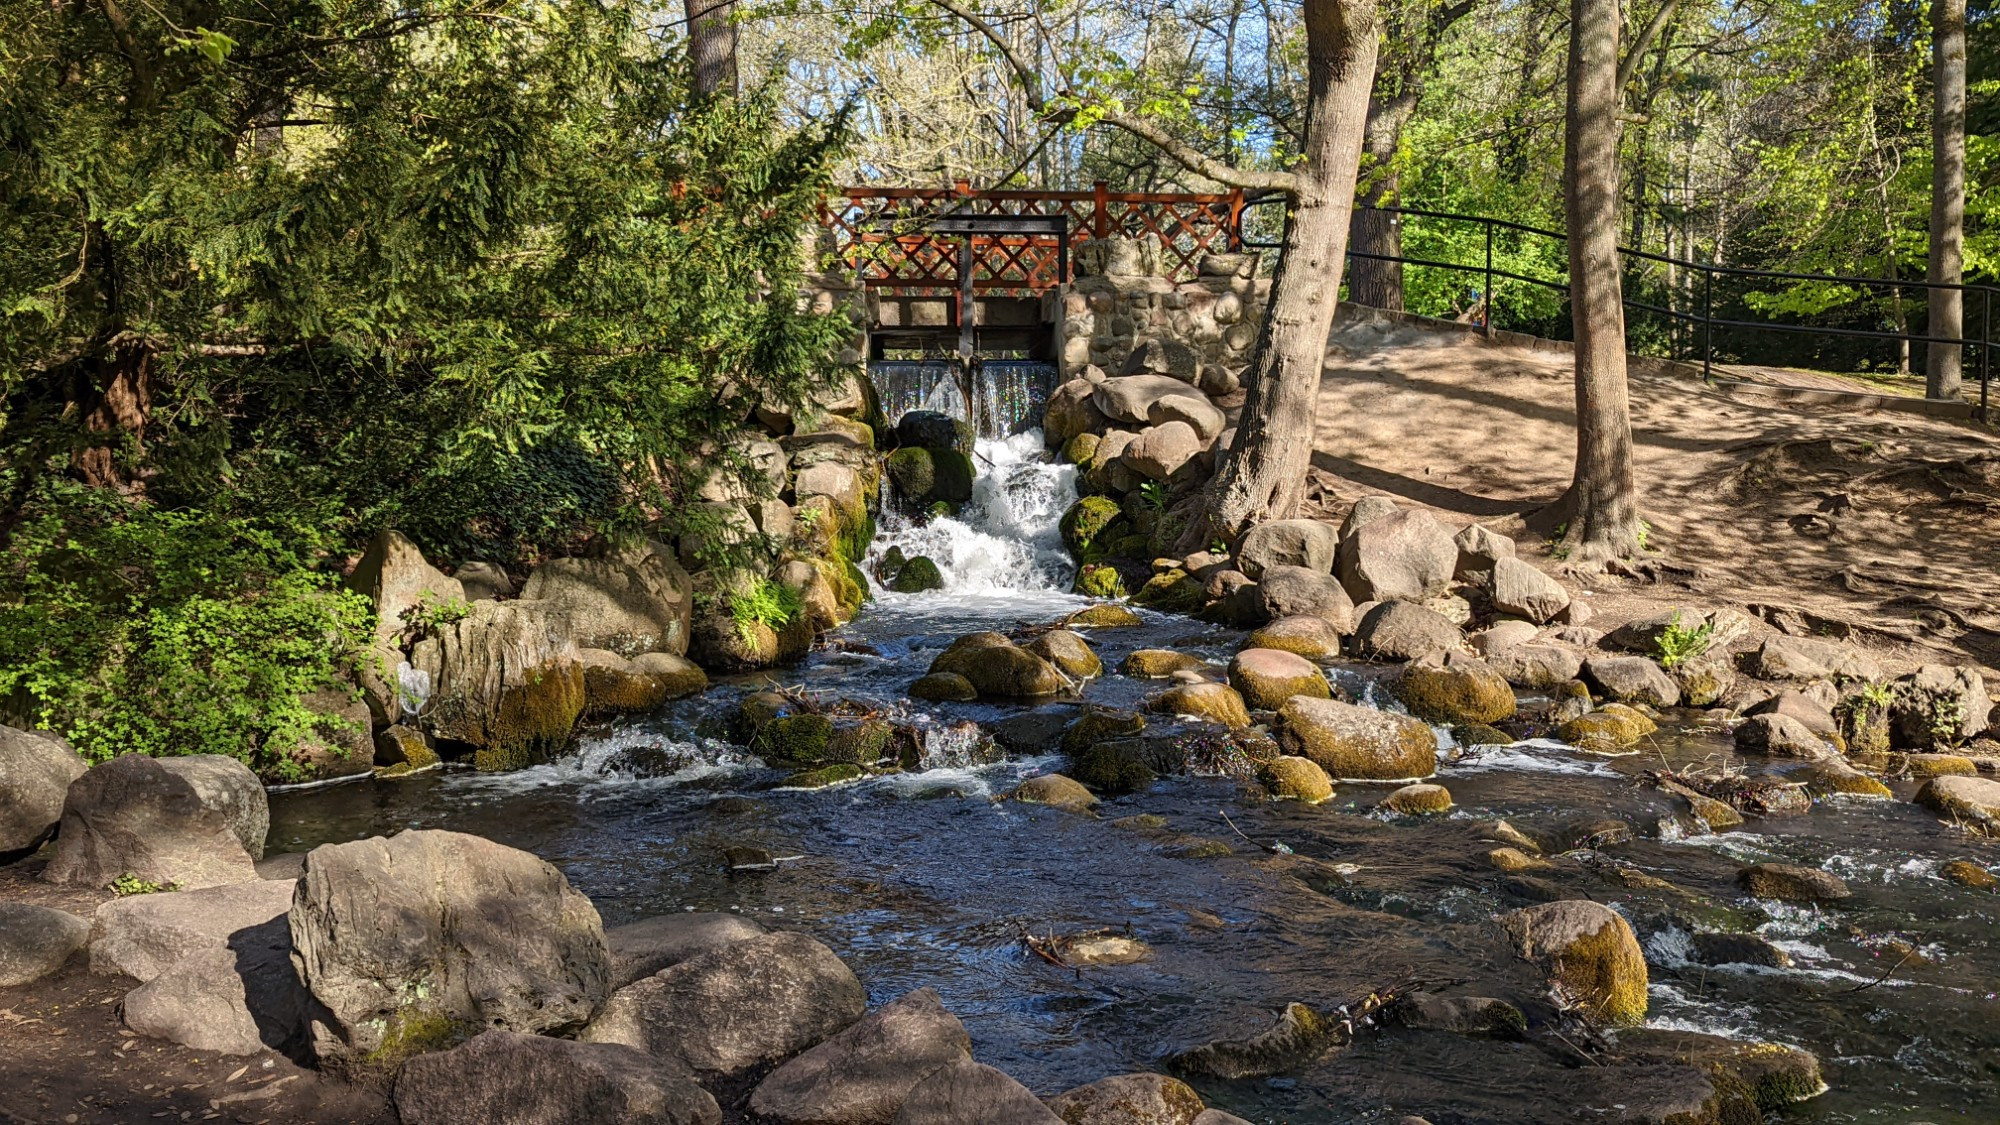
[363,1008,468,1071]
[886,447,936,501]
[1061,709,1147,757]
[1120,649,1208,678]
[910,672,977,701]
[1397,659,1517,724]
[826,720,894,764]
[1066,604,1143,628]
[1060,496,1125,557]
[1112,813,1169,831]
[1165,837,1234,859]
[890,556,944,592]
[930,449,974,503]
[476,663,585,771]
[1071,743,1157,794]
[1380,783,1454,815]
[1259,755,1333,803]
[1556,915,1649,1027]
[1451,722,1513,747]
[582,662,672,717]
[753,713,833,763]
[1558,704,1657,756]
[785,762,867,788]
[1074,563,1127,599]
[1062,432,1100,466]
[1131,568,1203,611]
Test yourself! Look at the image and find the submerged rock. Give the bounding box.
[1167,1002,1336,1080]
[1227,648,1331,711]
[1121,650,1211,679]
[1046,1073,1207,1125]
[1688,932,1793,969]
[1389,995,1527,1038]
[1379,783,1453,815]
[1012,774,1099,812]
[1278,697,1437,781]
[1737,863,1851,905]
[1497,899,1648,1026]
[750,987,972,1125]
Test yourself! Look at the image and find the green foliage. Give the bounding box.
[110,873,178,896]
[732,579,803,644]
[0,479,373,779]
[1654,610,1718,671]
[1137,481,1168,512]
[401,593,472,639]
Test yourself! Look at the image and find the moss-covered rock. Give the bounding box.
[1166,1001,1336,1080]
[1395,652,1517,725]
[1915,774,2000,834]
[928,634,1066,698]
[1060,709,1147,757]
[1611,1030,1826,1111]
[1895,752,1978,778]
[1259,756,1333,803]
[909,672,978,702]
[1061,432,1101,467]
[1497,899,1648,1027]
[929,449,975,504]
[1028,629,1103,679]
[825,720,894,765]
[1379,782,1453,815]
[1149,683,1252,730]
[1072,564,1128,599]
[475,663,586,772]
[1130,568,1204,612]
[753,713,834,764]
[1060,496,1126,557]
[1065,604,1144,628]
[1486,846,1548,872]
[1245,616,1343,660]
[579,649,674,717]
[1120,649,1210,679]
[1943,859,1997,888]
[1227,647,1331,711]
[890,556,944,593]
[1012,774,1098,812]
[785,763,867,789]
[1796,760,1893,799]
[1069,743,1157,795]
[1558,704,1658,756]
[1737,863,1851,904]
[374,724,437,771]
[885,446,936,502]
[1279,697,1437,781]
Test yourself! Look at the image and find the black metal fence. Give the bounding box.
[1244,201,1996,420]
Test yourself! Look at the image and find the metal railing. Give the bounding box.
[1258,202,1997,420]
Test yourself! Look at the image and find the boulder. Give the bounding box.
[1890,665,1992,750]
[1123,422,1204,480]
[1027,630,1103,680]
[1121,650,1211,679]
[347,529,465,641]
[749,988,972,1125]
[1487,644,1584,691]
[895,411,967,453]
[891,1056,1062,1125]
[289,830,610,1068]
[90,877,296,982]
[1350,601,1464,662]
[1235,520,1340,580]
[1796,759,1893,799]
[1044,380,1110,449]
[454,561,513,602]
[1165,1002,1335,1080]
[1668,648,1736,707]
[521,542,695,658]
[1259,756,1334,803]
[1496,900,1647,1026]
[1470,619,1539,655]
[1149,684,1253,730]
[0,726,88,857]
[1557,704,1658,755]
[1746,636,1882,683]
[1582,656,1681,708]
[910,673,978,702]
[1335,509,1457,604]
[1745,690,1840,741]
[1488,558,1570,624]
[1395,652,1517,724]
[1916,774,2000,834]
[1061,496,1126,556]
[1279,697,1437,781]
[581,931,865,1077]
[1452,524,1515,579]
[1046,1073,1206,1125]
[891,556,946,593]
[0,903,88,987]
[607,912,769,990]
[1092,375,1208,426]
[418,599,586,771]
[1244,616,1343,661]
[1011,774,1099,812]
[698,431,790,500]
[393,1029,721,1125]
[121,934,309,1056]
[928,636,1066,698]
[1255,566,1354,629]
[1733,714,1833,758]
[1737,863,1851,905]
[1380,782,1453,815]
[1147,396,1226,442]
[44,754,266,890]
[1339,495,1399,538]
[1227,648,1331,711]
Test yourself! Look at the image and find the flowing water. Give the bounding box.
[270,430,2000,1122]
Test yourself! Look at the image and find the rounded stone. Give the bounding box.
[1227,648,1331,711]
[1379,783,1454,815]
[1258,756,1334,803]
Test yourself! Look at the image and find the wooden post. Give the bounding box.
[1093,181,1111,240]
[1228,188,1246,251]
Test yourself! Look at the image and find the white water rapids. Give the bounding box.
[866,430,1078,597]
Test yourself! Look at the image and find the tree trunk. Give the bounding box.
[1926,0,1965,400]
[74,342,153,489]
[685,0,738,99]
[1553,0,1639,563]
[1347,94,1414,311]
[1192,0,1380,543]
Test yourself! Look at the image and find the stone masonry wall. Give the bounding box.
[1056,240,1272,389]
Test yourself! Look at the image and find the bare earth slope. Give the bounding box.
[1312,310,2000,674]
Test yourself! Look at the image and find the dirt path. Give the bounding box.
[1312,311,2000,675]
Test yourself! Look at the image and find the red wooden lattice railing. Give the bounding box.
[822,181,1248,294]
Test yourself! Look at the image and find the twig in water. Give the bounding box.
[1219,808,1292,854]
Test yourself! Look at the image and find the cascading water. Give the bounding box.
[867,431,1077,596]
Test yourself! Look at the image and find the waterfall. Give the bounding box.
[869,430,1077,595]
[869,360,1058,440]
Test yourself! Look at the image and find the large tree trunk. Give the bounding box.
[1926,0,1965,400]
[685,0,738,99]
[1347,94,1414,311]
[74,342,154,489]
[1552,0,1639,562]
[1192,0,1380,543]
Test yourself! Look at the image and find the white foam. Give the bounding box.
[1446,739,1623,776]
[869,431,1078,596]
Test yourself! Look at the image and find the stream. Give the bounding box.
[269,430,2000,1122]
